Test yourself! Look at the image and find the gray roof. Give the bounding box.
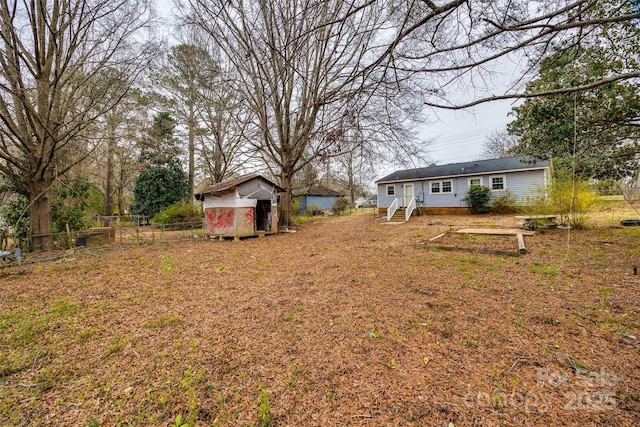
[295,185,344,197]
[376,156,550,184]
[194,173,283,200]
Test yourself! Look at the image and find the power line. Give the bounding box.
[434,153,486,163]
[430,139,489,152]
[430,123,506,140]
[428,124,507,148]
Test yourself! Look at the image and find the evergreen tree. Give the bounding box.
[131,113,189,216]
[507,2,640,180]
[130,160,189,216]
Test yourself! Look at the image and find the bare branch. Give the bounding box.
[423,72,640,109]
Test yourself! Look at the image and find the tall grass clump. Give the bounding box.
[527,176,598,229]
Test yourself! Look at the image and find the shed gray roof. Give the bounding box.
[194,173,283,200]
[376,156,550,184]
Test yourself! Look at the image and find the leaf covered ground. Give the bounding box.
[1,208,640,426]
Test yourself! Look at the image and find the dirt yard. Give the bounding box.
[1,211,639,426]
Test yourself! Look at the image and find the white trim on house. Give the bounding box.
[468,177,482,187]
[429,179,453,194]
[403,183,414,207]
[490,175,506,191]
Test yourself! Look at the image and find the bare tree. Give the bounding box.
[89,88,151,216]
[152,42,220,200]
[180,0,412,226]
[481,130,519,159]
[334,101,429,207]
[335,139,369,208]
[0,0,158,250]
[371,0,640,109]
[195,56,254,184]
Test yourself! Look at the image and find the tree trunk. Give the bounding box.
[117,179,125,218]
[279,172,294,228]
[117,163,129,216]
[188,104,195,203]
[104,134,115,216]
[348,151,355,208]
[29,170,54,252]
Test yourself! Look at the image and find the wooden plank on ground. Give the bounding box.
[455,228,535,236]
[514,215,557,220]
[428,232,447,242]
[517,233,526,254]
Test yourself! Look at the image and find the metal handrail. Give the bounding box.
[387,198,399,221]
[405,197,416,222]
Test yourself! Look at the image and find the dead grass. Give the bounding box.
[1,207,639,426]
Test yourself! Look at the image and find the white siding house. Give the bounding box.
[376,156,551,214]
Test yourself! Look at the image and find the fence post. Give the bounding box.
[65,223,73,249]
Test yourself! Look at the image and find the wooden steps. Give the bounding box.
[389,208,406,223]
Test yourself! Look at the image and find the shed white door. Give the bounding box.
[403,184,414,207]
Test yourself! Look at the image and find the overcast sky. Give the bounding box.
[422,99,516,165]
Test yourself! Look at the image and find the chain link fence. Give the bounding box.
[2,215,205,254]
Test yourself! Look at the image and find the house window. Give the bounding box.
[430,180,452,194]
[386,185,395,196]
[491,176,505,191]
[468,178,481,187]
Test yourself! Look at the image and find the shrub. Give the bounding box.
[52,177,97,233]
[490,190,519,214]
[153,201,203,226]
[523,178,597,229]
[547,179,598,229]
[306,203,323,216]
[1,178,98,252]
[131,160,189,216]
[332,197,349,215]
[462,185,492,214]
[292,197,301,214]
[1,197,30,251]
[522,194,547,217]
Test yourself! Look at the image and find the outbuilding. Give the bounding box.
[195,174,282,239]
[295,185,345,214]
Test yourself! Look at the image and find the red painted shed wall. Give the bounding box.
[204,207,256,237]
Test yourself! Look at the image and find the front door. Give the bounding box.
[403,184,414,207]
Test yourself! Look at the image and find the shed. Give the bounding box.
[295,185,345,214]
[195,174,283,238]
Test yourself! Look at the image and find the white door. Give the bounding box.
[404,184,414,207]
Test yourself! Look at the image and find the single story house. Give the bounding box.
[195,174,282,238]
[376,156,551,215]
[295,185,345,214]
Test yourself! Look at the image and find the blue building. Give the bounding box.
[296,186,345,214]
